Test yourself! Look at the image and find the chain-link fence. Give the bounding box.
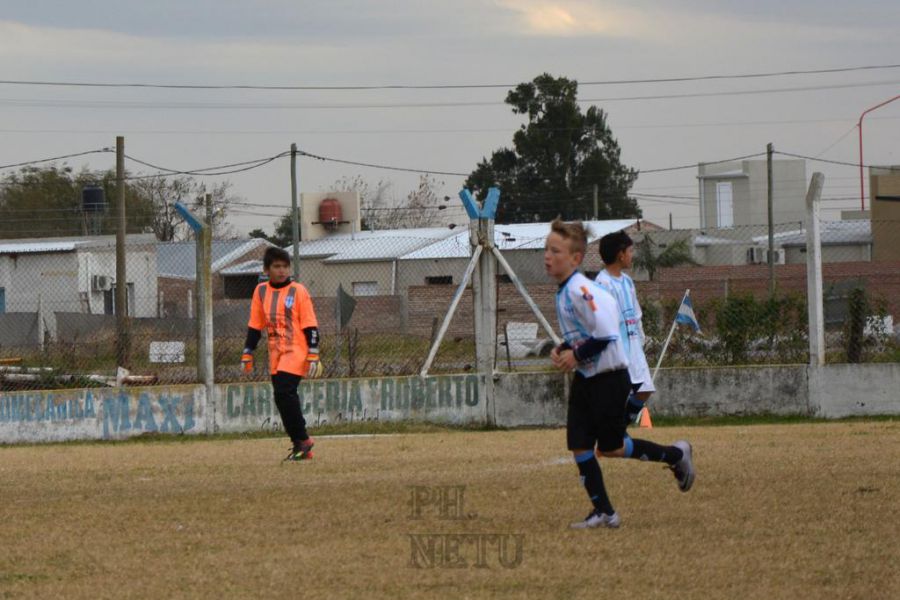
[2,214,898,391]
[0,232,480,391]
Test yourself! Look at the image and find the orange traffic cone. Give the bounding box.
[638,407,653,429]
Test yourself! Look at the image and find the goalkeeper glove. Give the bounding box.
[241,350,254,373]
[306,353,324,379]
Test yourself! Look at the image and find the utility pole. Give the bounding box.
[290,143,300,279]
[767,142,775,298]
[115,136,130,369]
[592,184,598,220]
[669,212,673,231]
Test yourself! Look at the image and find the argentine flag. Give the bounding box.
[675,294,701,332]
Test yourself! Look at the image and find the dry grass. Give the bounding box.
[1,421,898,599]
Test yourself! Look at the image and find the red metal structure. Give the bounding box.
[858,94,900,210]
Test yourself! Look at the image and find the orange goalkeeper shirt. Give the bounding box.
[248,281,319,376]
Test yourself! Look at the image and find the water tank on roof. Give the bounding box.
[82,185,106,213]
[318,197,343,231]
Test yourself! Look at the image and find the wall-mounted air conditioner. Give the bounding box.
[92,274,113,292]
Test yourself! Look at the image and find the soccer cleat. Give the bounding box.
[670,440,695,492]
[283,438,315,462]
[569,510,621,530]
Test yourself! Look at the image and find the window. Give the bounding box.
[104,283,135,316]
[224,275,260,299]
[716,182,734,228]
[425,276,453,285]
[352,281,379,296]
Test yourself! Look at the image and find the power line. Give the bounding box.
[297,149,469,177]
[774,151,871,168]
[122,152,290,178]
[3,115,899,136]
[640,152,767,174]
[1,63,897,91]
[0,149,111,170]
[3,79,898,111]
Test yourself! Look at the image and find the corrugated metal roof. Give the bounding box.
[0,241,81,254]
[157,239,271,279]
[694,235,746,246]
[291,228,458,263]
[219,219,637,270]
[220,259,263,276]
[751,221,871,247]
[399,220,637,260]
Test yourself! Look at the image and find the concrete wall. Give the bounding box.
[1,365,897,444]
[808,363,900,418]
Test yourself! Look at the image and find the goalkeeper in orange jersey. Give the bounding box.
[242,247,323,461]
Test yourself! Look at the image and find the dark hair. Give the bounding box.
[550,218,587,256]
[263,247,291,269]
[599,230,633,265]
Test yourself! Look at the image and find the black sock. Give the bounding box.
[625,438,683,466]
[575,451,614,515]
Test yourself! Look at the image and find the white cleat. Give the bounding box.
[570,510,621,529]
[671,440,695,492]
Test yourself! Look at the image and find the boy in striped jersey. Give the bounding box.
[242,247,323,461]
[595,231,655,426]
[546,220,694,530]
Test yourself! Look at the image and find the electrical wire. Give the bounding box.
[297,149,469,177]
[0,149,111,170]
[1,63,897,90]
[3,79,898,111]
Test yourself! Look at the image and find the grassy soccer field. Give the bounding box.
[1,421,898,599]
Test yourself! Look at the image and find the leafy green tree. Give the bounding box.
[0,164,153,239]
[465,73,640,223]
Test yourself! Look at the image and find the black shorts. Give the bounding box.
[566,369,632,453]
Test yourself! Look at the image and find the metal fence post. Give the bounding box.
[805,173,825,367]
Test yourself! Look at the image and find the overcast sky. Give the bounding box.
[1,0,898,234]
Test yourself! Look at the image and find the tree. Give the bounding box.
[130,176,239,241]
[332,174,447,230]
[0,166,241,241]
[0,164,154,239]
[465,73,640,223]
[632,235,698,281]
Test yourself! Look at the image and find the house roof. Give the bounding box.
[157,238,273,279]
[693,234,747,247]
[399,220,637,260]
[0,234,157,255]
[302,228,459,263]
[751,220,871,247]
[219,219,638,274]
[220,259,264,276]
[0,241,81,254]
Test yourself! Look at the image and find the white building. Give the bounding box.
[698,159,807,229]
[0,235,158,341]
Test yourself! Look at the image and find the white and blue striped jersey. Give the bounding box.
[595,270,651,387]
[555,271,629,377]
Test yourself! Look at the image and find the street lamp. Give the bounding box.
[858,94,900,211]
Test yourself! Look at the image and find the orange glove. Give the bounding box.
[241,352,254,373]
[305,353,324,379]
